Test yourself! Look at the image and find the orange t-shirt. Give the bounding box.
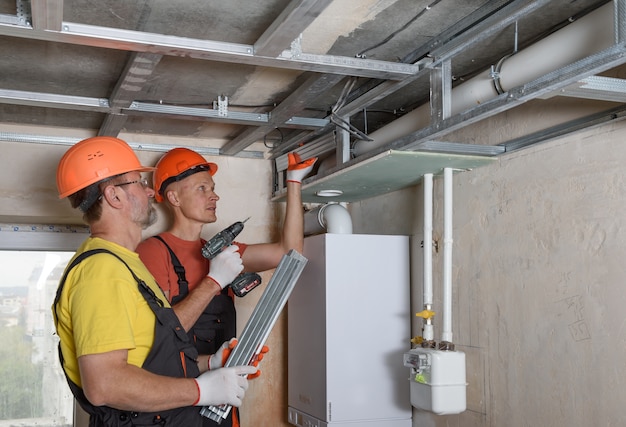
[136,232,247,301]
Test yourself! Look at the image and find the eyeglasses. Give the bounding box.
[114,178,150,189]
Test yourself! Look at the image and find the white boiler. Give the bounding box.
[287,233,412,427]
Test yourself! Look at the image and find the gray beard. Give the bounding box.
[141,205,158,229]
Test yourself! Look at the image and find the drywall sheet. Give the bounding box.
[279,150,496,203]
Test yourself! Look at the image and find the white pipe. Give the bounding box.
[442,168,453,343]
[303,203,353,235]
[353,2,614,156]
[422,173,434,342]
[423,173,433,305]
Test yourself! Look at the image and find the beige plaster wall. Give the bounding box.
[351,120,626,426]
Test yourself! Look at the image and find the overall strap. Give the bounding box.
[54,249,105,312]
[152,235,190,300]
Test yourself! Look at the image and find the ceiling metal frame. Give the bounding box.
[0,19,420,79]
[270,0,626,200]
[268,0,564,160]
[3,0,626,203]
[0,130,265,159]
[0,0,417,150]
[545,75,626,102]
[0,88,330,128]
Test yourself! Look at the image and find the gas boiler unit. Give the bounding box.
[288,233,412,427]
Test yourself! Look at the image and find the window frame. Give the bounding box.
[0,223,89,427]
[0,224,89,251]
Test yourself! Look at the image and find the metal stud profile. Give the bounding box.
[199,249,308,423]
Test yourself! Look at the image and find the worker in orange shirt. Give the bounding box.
[136,147,316,426]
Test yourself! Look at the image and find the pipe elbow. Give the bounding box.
[320,203,352,234]
[304,203,353,235]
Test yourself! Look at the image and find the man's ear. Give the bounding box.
[165,189,180,206]
[101,185,124,209]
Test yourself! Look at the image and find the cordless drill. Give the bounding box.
[201,218,262,297]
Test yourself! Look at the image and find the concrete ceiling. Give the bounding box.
[1,0,625,199]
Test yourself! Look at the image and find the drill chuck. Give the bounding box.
[201,220,246,260]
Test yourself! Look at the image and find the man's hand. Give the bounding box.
[286,152,317,184]
[207,245,243,289]
[208,339,269,379]
[193,365,258,407]
[209,338,237,370]
[248,344,269,379]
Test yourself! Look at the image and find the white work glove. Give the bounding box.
[286,152,317,184]
[193,365,258,407]
[207,245,243,289]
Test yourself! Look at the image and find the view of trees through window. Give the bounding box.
[0,251,74,426]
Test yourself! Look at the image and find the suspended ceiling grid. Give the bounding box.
[2,0,626,203]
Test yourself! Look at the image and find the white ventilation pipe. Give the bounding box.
[353,2,614,156]
[422,173,434,342]
[303,203,353,235]
[441,168,454,344]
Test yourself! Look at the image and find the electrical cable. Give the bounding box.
[263,128,284,149]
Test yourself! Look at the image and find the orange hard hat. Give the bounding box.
[153,147,218,202]
[57,136,155,198]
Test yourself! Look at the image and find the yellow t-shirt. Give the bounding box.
[53,237,170,387]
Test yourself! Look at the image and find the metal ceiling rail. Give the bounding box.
[274,131,336,173]
[541,75,626,102]
[109,52,163,110]
[220,73,344,155]
[0,88,329,129]
[0,88,109,112]
[269,121,336,158]
[98,52,164,136]
[127,101,329,128]
[0,13,21,25]
[0,20,419,80]
[500,103,626,152]
[0,131,265,158]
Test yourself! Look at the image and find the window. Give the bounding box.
[0,224,88,426]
